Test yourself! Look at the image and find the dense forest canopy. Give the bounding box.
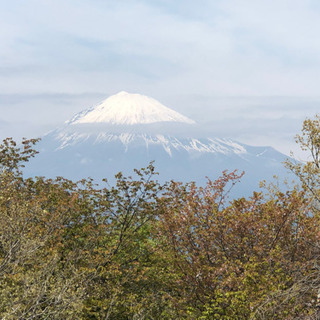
[1,116,320,319]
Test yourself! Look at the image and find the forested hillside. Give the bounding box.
[1,116,320,319]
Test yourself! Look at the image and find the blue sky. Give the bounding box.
[1,0,320,158]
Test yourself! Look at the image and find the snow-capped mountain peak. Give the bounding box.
[25,91,293,198]
[68,91,195,125]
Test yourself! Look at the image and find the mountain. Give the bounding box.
[67,91,195,125]
[25,91,292,197]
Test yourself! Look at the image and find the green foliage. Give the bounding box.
[1,114,320,320]
[286,115,320,210]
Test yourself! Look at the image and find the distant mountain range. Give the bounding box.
[25,91,292,197]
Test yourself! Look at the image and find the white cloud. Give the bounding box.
[1,1,320,96]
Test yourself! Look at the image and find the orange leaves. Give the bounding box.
[156,171,317,317]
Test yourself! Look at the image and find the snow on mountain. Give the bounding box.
[54,128,247,157]
[25,91,293,197]
[67,91,195,125]
[49,91,246,158]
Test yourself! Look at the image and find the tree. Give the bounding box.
[0,139,177,319]
[286,115,320,210]
[252,115,320,319]
[0,139,94,319]
[157,168,319,319]
[3,124,320,319]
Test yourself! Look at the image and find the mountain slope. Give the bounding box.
[25,92,292,197]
